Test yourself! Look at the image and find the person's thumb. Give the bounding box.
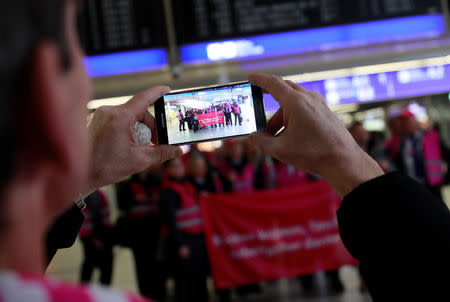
[249,131,279,156]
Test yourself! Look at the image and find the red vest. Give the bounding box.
[233,106,241,114]
[386,135,401,160]
[165,180,204,234]
[128,182,159,218]
[79,190,111,238]
[423,130,445,186]
[276,163,309,189]
[213,174,224,193]
[219,162,255,193]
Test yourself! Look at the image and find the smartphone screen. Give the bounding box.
[155,82,266,145]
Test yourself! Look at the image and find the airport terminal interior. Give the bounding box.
[45,0,450,301]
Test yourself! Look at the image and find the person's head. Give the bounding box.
[1,0,92,226]
[388,116,403,136]
[348,122,370,152]
[399,110,419,136]
[179,109,181,112]
[188,155,208,179]
[164,158,185,179]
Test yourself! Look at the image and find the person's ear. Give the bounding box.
[17,41,81,199]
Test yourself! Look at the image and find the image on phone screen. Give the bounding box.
[158,82,265,145]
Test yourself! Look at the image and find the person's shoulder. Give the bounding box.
[0,271,150,302]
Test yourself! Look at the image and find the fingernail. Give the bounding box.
[161,87,171,96]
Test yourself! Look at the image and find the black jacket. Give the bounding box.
[159,186,185,249]
[338,172,450,301]
[46,204,84,265]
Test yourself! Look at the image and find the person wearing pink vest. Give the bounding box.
[178,109,186,131]
[159,158,209,302]
[275,161,310,189]
[216,139,262,300]
[218,140,255,193]
[115,169,164,300]
[394,110,448,198]
[232,102,242,126]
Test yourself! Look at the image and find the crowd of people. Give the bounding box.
[177,101,244,133]
[89,139,343,302]
[78,106,450,302]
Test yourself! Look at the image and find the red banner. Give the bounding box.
[198,111,225,127]
[201,181,358,289]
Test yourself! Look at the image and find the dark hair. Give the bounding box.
[0,1,69,211]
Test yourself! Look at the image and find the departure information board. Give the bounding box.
[78,0,167,55]
[264,64,450,113]
[172,0,441,44]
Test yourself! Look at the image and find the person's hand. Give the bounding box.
[248,74,384,197]
[179,245,190,259]
[84,86,182,196]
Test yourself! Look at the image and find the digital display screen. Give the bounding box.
[180,14,445,64]
[78,0,167,55]
[164,83,257,145]
[172,0,441,44]
[264,64,450,113]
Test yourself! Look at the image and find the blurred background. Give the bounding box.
[48,1,450,301]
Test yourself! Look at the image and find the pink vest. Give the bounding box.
[178,112,183,120]
[163,180,204,234]
[386,135,401,160]
[233,106,241,114]
[423,130,445,186]
[220,163,254,193]
[276,163,309,189]
[127,182,159,218]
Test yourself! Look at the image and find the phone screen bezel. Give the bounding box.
[155,81,266,146]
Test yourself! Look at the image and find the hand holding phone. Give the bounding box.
[155,82,266,145]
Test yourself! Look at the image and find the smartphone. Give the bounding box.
[155,81,266,145]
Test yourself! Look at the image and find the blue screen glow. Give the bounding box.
[84,49,168,77]
[181,14,445,64]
